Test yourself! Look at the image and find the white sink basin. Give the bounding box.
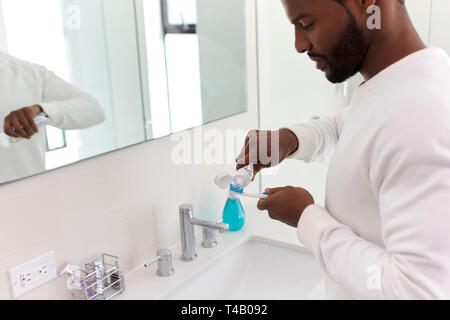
[159,237,325,300]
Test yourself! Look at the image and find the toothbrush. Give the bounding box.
[231,191,268,199]
[95,261,104,295]
[229,184,268,199]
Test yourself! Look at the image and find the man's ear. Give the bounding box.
[352,0,377,14]
[363,0,378,15]
[365,0,382,31]
[347,0,379,29]
[345,0,377,20]
[362,0,377,7]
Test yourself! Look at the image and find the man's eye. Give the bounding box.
[303,22,314,31]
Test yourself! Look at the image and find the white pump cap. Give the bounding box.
[214,172,233,189]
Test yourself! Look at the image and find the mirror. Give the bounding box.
[0,0,247,185]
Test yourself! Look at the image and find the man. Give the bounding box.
[0,52,105,182]
[237,0,450,299]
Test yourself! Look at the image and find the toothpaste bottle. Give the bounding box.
[94,261,105,295]
[233,164,254,188]
[215,164,255,190]
[8,112,52,143]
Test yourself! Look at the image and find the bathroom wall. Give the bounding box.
[0,0,260,300]
[406,0,432,44]
[430,0,450,54]
[0,1,6,52]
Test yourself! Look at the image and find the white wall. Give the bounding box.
[0,0,7,52]
[0,0,260,300]
[406,0,432,45]
[430,0,450,54]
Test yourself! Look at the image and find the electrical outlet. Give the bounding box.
[8,251,57,298]
[20,272,33,288]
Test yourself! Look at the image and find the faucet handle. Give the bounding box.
[202,227,218,248]
[202,219,226,248]
[144,249,174,277]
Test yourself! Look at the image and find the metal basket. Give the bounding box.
[71,253,125,300]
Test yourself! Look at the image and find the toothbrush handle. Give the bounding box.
[242,193,268,199]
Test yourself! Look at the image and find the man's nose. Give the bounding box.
[295,30,312,54]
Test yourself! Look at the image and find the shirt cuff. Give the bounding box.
[297,204,343,257]
[281,125,316,161]
[39,102,63,127]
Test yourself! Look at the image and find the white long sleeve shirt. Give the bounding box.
[286,47,450,300]
[0,52,105,183]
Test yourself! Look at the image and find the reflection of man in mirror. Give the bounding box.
[0,52,106,182]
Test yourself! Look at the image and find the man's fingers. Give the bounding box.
[4,117,20,138]
[253,162,271,174]
[236,130,260,161]
[4,107,41,139]
[236,143,249,168]
[18,111,35,137]
[236,129,275,172]
[257,198,268,211]
[25,108,38,133]
[10,115,29,138]
[265,187,286,196]
[258,131,272,166]
[257,198,277,221]
[244,133,251,148]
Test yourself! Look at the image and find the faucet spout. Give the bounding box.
[179,204,229,261]
[189,218,229,233]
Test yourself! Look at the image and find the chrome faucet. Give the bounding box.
[179,204,229,261]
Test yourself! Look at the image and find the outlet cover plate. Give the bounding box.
[8,251,57,298]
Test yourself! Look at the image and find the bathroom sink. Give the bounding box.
[159,237,325,300]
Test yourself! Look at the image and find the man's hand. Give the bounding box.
[4,105,43,139]
[257,186,315,228]
[236,129,299,178]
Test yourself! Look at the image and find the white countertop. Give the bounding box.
[117,207,315,300]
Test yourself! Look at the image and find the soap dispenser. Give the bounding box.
[222,184,246,231]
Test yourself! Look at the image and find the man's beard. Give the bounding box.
[325,15,368,83]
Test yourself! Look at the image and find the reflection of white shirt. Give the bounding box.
[0,52,105,183]
[287,47,450,299]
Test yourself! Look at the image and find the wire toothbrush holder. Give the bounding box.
[71,253,125,300]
